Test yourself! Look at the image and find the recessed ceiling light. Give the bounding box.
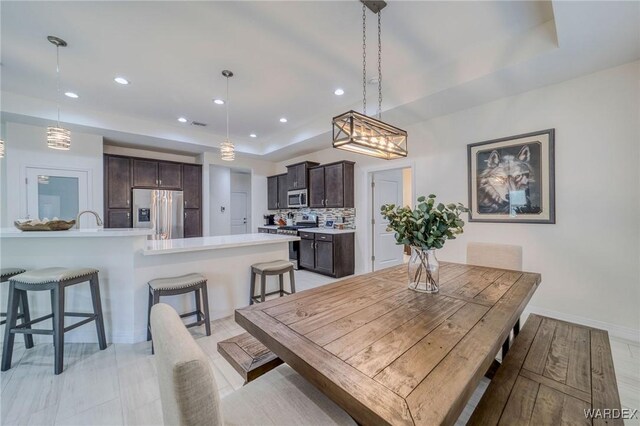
[249,133,257,138]
[213,99,225,105]
[114,77,129,85]
[178,117,188,123]
[334,88,345,96]
[279,118,288,123]
[64,92,79,98]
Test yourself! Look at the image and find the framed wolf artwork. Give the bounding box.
[467,129,555,224]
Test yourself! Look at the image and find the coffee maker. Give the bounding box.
[263,214,276,226]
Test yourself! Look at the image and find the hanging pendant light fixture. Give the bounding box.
[332,1,407,160]
[219,70,235,161]
[47,36,71,151]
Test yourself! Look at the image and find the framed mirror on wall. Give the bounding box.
[25,166,90,225]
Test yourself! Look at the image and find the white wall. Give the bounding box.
[277,61,640,339]
[1,122,104,228]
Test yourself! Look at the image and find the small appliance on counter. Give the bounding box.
[263,214,276,226]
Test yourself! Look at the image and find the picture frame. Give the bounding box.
[467,129,555,224]
[325,220,334,228]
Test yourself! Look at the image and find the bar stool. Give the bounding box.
[147,273,211,353]
[250,260,296,305]
[1,268,34,348]
[1,268,107,375]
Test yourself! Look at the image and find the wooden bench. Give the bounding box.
[469,314,623,425]
[217,332,282,384]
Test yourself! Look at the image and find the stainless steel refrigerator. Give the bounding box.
[133,189,184,239]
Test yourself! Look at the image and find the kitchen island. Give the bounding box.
[0,229,299,343]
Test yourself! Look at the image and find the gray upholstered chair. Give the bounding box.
[467,242,523,359]
[151,303,355,426]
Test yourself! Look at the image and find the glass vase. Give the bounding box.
[407,247,440,293]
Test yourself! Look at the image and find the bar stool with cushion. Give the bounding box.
[249,260,295,305]
[1,268,33,348]
[147,273,211,353]
[1,268,107,375]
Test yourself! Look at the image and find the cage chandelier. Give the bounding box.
[219,70,235,161]
[332,1,407,160]
[47,36,71,151]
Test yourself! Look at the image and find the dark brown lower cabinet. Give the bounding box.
[299,232,354,278]
[107,210,131,228]
[184,209,202,238]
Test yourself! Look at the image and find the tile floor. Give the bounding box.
[1,269,638,426]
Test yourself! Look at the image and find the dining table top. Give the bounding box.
[235,261,541,425]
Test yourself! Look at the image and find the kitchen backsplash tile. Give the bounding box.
[275,208,355,229]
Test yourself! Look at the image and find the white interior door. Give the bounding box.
[372,169,404,271]
[25,167,90,226]
[230,191,248,234]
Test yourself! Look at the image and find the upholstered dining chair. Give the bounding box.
[150,303,355,426]
[467,242,523,360]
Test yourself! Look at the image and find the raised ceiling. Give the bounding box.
[1,1,638,161]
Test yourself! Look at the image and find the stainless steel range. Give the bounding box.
[276,213,317,269]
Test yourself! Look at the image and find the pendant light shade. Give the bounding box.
[332,1,407,159]
[47,36,71,151]
[0,139,5,158]
[220,70,235,161]
[47,126,71,150]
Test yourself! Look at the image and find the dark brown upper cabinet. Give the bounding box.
[308,161,355,208]
[267,173,288,210]
[132,159,159,187]
[105,155,131,209]
[182,164,202,209]
[286,161,319,190]
[158,162,182,189]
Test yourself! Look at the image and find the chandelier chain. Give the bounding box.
[56,44,61,126]
[377,11,382,119]
[362,2,367,116]
[225,74,230,140]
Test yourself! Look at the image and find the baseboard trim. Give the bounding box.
[523,305,640,343]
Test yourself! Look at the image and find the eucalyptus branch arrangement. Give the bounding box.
[380,194,469,249]
[381,195,469,291]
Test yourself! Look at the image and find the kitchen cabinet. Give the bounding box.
[308,161,355,208]
[107,210,131,228]
[183,209,201,238]
[298,231,354,278]
[158,162,182,189]
[267,173,288,210]
[287,161,319,190]
[105,155,131,209]
[133,159,158,187]
[104,154,202,236]
[183,164,202,209]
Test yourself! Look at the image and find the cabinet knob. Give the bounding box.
[126,199,130,205]
[127,212,130,218]
[159,179,162,186]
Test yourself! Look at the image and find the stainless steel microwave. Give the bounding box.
[287,189,308,208]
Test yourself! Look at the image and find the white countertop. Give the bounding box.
[300,228,356,235]
[0,228,154,238]
[143,233,300,256]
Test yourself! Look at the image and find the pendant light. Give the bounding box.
[47,36,71,150]
[332,1,407,160]
[219,70,235,161]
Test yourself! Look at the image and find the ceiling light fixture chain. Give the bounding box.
[362,2,367,116]
[55,42,61,126]
[377,11,382,120]
[225,72,230,141]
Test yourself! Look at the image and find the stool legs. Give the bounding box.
[289,269,296,294]
[195,289,202,322]
[249,271,256,305]
[18,291,34,348]
[278,274,284,297]
[89,274,107,351]
[260,274,267,303]
[201,283,211,336]
[147,289,153,341]
[1,283,20,371]
[53,286,65,375]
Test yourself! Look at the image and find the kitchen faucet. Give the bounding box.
[76,210,104,229]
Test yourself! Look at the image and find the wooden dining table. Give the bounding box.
[235,262,541,425]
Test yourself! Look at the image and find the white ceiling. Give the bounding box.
[1,1,638,161]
